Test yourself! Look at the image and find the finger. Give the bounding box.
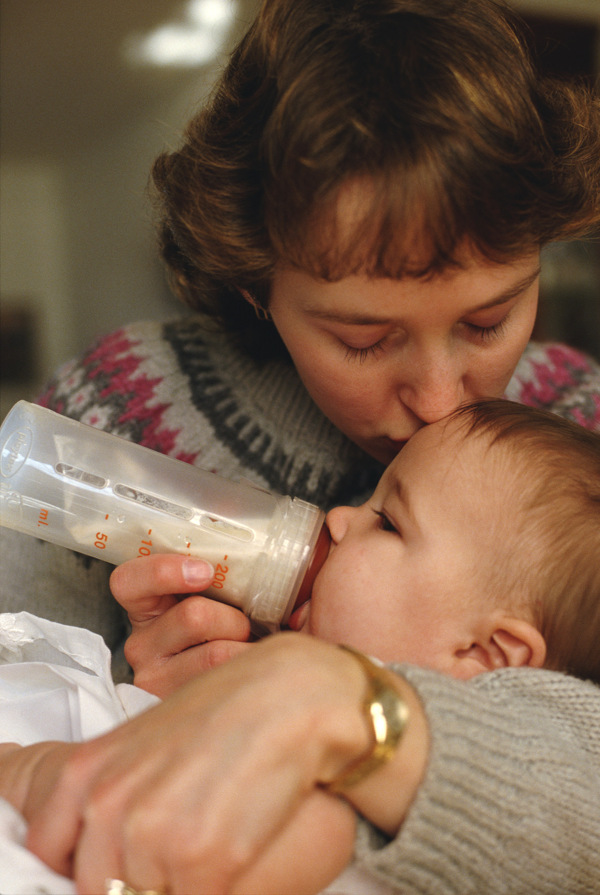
[110,555,215,621]
[131,639,253,696]
[121,805,194,895]
[127,596,251,657]
[75,788,170,895]
[171,760,308,895]
[71,757,167,895]
[33,726,173,895]
[26,743,98,876]
[72,807,125,895]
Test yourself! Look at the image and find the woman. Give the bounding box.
[2,0,599,891]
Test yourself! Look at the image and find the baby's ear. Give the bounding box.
[490,621,547,669]
[452,617,546,679]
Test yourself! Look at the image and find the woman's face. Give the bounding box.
[269,250,540,463]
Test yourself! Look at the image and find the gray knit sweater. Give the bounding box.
[2,318,599,893]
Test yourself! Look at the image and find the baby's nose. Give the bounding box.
[325,505,355,544]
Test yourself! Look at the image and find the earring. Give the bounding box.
[238,288,271,320]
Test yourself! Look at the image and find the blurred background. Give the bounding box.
[1,0,599,419]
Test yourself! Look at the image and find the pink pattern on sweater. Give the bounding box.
[525,345,587,397]
[39,329,199,464]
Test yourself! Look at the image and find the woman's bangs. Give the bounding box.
[270,164,468,281]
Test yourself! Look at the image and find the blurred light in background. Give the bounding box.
[124,0,237,67]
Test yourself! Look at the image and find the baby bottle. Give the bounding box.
[0,401,330,630]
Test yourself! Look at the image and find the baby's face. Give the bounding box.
[290,415,510,671]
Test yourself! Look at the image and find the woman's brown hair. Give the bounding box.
[152,0,600,357]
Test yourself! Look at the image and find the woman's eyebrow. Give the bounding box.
[471,266,542,313]
[305,308,394,325]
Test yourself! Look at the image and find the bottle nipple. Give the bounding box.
[292,524,331,611]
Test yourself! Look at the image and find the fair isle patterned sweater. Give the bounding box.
[2,318,600,894]
[38,318,600,503]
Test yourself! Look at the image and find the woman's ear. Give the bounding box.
[238,288,270,320]
[452,617,547,680]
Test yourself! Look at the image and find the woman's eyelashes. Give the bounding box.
[465,318,508,342]
[343,339,385,362]
[340,308,513,360]
[340,303,514,359]
[463,306,514,343]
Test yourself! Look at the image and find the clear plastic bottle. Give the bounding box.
[0,401,330,630]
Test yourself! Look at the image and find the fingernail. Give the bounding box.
[182,559,215,586]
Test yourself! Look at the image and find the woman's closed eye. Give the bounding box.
[462,304,516,343]
[343,339,385,363]
[464,317,509,342]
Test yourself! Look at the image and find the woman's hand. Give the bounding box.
[26,634,429,895]
[110,554,253,696]
[2,745,355,895]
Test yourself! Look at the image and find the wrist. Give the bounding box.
[343,672,429,836]
[325,646,410,792]
[320,646,430,837]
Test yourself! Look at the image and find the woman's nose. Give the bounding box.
[325,505,356,544]
[398,350,466,424]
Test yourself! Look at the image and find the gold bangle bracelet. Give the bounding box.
[326,645,410,793]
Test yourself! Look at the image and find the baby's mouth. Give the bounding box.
[286,599,311,631]
[285,524,330,631]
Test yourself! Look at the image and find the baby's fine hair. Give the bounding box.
[455,399,600,685]
[152,0,600,356]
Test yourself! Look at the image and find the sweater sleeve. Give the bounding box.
[354,666,600,895]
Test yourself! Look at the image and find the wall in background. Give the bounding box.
[516,2,600,358]
[0,0,256,417]
[0,163,72,418]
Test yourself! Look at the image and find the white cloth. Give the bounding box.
[0,613,393,895]
[0,612,158,895]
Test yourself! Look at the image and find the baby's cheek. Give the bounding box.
[308,574,353,642]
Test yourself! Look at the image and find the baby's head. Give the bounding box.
[292,400,600,684]
[453,400,600,684]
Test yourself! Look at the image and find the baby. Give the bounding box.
[1,398,599,894]
[121,396,600,692]
[287,398,600,685]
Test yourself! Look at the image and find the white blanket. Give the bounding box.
[0,612,158,895]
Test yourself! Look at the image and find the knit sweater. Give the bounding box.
[359,664,600,895]
[2,317,600,893]
[35,318,600,506]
